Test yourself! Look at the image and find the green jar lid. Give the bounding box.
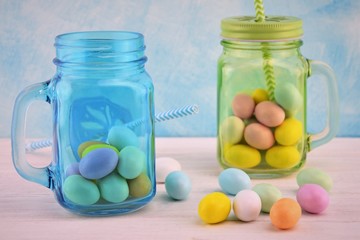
[221,16,303,41]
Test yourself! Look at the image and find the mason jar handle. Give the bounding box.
[307,60,339,151]
[11,81,51,188]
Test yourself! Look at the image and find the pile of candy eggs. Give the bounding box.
[220,83,304,170]
[63,125,152,206]
[198,167,332,230]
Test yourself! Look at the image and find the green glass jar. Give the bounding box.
[217,16,339,178]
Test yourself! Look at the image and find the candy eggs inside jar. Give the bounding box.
[62,125,155,208]
[218,83,305,176]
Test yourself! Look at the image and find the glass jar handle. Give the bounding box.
[11,81,51,188]
[307,60,339,151]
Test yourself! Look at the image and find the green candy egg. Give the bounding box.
[127,173,152,198]
[108,126,139,151]
[63,175,100,205]
[296,168,333,192]
[81,143,119,158]
[220,116,245,145]
[252,183,282,213]
[275,83,302,112]
[118,146,146,179]
[77,141,104,158]
[97,173,129,203]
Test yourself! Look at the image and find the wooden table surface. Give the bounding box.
[1,138,360,240]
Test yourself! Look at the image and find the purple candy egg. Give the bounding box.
[65,162,80,177]
[296,184,329,214]
[79,148,119,179]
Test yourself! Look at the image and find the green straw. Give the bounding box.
[254,0,276,101]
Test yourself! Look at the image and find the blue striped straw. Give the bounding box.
[125,104,199,128]
[26,104,199,152]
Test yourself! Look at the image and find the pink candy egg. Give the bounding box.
[296,184,329,214]
[254,101,285,127]
[244,123,274,150]
[232,94,255,119]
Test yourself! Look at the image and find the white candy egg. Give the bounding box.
[233,189,262,222]
[156,157,182,183]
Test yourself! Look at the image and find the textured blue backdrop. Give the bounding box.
[0,0,359,137]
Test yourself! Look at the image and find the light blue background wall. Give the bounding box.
[1,0,359,138]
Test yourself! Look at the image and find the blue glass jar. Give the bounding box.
[12,31,156,215]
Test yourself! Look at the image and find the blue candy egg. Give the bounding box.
[79,148,119,179]
[107,126,139,151]
[165,171,192,200]
[218,168,251,195]
[117,146,146,179]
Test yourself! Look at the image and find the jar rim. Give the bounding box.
[55,31,143,43]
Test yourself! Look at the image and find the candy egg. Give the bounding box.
[252,88,269,104]
[220,116,245,145]
[232,93,255,119]
[156,157,182,183]
[63,175,100,205]
[296,168,333,192]
[117,146,146,179]
[81,143,119,158]
[97,173,129,203]
[296,184,329,214]
[77,141,104,158]
[265,146,301,169]
[233,190,262,222]
[254,101,285,127]
[65,162,80,177]
[128,173,153,198]
[275,82,302,113]
[198,192,231,224]
[79,148,119,179]
[224,144,261,169]
[108,125,139,151]
[252,183,282,213]
[270,198,302,230]
[244,123,275,150]
[165,171,191,200]
[275,118,303,146]
[218,168,251,195]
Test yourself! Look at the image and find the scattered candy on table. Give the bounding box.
[218,168,251,195]
[198,192,231,224]
[296,184,329,214]
[252,183,282,213]
[270,198,302,230]
[233,189,262,222]
[165,171,192,200]
[197,167,333,231]
[156,157,182,183]
[296,167,333,192]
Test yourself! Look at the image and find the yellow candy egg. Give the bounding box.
[198,192,231,224]
[252,88,269,104]
[275,118,303,146]
[265,146,301,169]
[225,144,261,169]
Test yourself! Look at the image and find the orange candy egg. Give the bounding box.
[270,198,302,230]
